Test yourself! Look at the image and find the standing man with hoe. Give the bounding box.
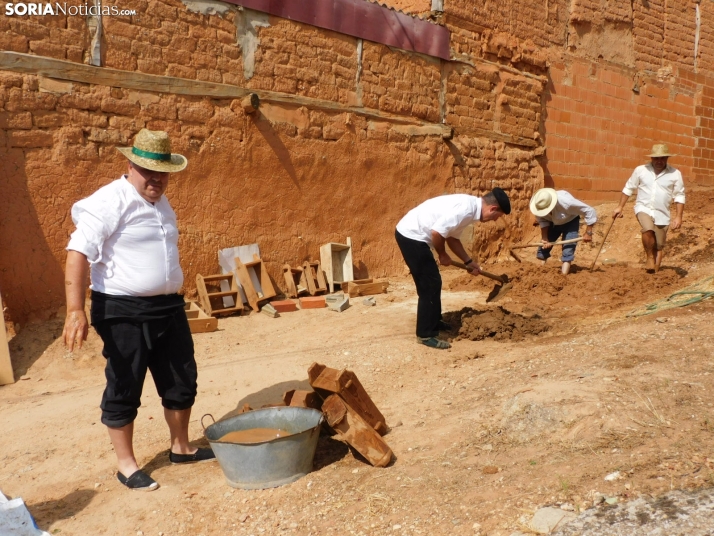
[395,189,511,350]
[613,144,685,273]
[62,129,215,491]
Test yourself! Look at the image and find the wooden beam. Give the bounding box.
[0,292,14,386]
[453,125,538,148]
[0,52,450,136]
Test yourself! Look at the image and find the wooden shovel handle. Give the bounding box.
[451,260,507,284]
[511,237,584,250]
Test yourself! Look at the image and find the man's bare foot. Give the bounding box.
[645,254,655,271]
[561,261,571,275]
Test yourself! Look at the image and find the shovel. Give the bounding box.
[508,237,584,263]
[451,260,512,302]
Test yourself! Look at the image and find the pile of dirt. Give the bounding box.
[443,305,549,341]
[448,263,685,317]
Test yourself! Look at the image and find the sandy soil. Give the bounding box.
[2,190,714,536]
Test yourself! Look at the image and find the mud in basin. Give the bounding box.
[443,306,549,341]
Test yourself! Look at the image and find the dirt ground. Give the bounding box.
[2,189,714,536]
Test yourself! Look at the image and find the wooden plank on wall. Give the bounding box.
[0,291,14,386]
[0,51,451,137]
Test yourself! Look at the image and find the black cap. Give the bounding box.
[492,187,511,215]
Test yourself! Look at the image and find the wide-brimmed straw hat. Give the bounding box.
[529,188,558,217]
[117,129,187,172]
[647,144,675,158]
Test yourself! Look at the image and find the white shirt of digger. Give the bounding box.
[396,194,482,246]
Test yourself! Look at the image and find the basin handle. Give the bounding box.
[200,413,216,431]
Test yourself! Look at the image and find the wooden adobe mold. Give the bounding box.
[322,394,393,467]
[302,260,327,295]
[308,362,388,435]
[282,263,308,299]
[234,254,277,312]
[320,237,354,293]
[341,279,389,298]
[196,273,243,317]
[184,301,218,333]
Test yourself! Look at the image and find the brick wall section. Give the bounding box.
[0,0,91,62]
[360,43,441,121]
[543,59,702,201]
[632,0,665,71]
[664,1,696,70]
[445,0,568,49]
[249,20,359,103]
[450,137,543,259]
[698,1,714,72]
[443,63,498,130]
[499,76,542,141]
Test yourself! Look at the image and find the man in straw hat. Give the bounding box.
[613,143,685,273]
[62,129,214,491]
[395,189,511,350]
[529,188,597,275]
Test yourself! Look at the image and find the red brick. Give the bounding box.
[299,296,326,309]
[271,300,298,313]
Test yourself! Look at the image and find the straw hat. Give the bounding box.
[529,188,558,217]
[117,129,187,172]
[647,144,675,158]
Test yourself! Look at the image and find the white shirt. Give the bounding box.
[67,177,184,296]
[536,190,598,228]
[396,194,482,247]
[623,164,685,225]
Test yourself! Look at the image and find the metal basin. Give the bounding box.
[203,407,323,490]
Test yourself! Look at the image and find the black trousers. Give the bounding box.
[94,309,197,428]
[395,230,442,338]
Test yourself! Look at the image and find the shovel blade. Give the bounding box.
[485,282,513,303]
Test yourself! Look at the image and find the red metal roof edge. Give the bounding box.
[222,0,450,60]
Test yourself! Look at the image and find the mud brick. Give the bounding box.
[8,130,53,148]
[308,362,387,435]
[271,299,298,313]
[282,390,322,410]
[322,394,392,467]
[299,296,326,309]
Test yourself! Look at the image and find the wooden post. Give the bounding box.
[0,292,14,385]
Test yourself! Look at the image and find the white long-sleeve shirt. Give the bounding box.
[623,164,685,225]
[536,190,598,228]
[396,194,482,247]
[67,177,184,296]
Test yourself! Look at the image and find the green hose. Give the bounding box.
[627,276,714,317]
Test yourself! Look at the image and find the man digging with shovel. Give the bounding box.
[529,188,597,275]
[395,189,511,350]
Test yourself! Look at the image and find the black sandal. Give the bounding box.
[169,447,216,465]
[417,336,451,349]
[117,470,159,491]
